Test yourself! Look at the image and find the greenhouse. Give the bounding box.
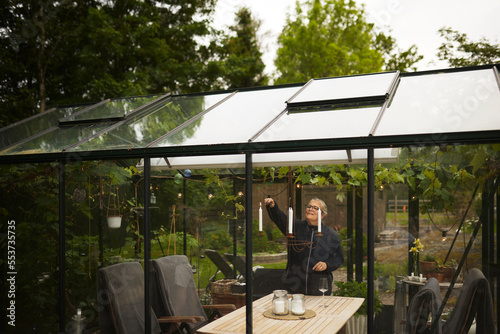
[1,64,500,334]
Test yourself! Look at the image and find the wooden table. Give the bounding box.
[197,293,364,334]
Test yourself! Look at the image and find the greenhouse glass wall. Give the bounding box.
[1,65,499,334]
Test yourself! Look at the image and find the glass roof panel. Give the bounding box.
[71,92,230,151]
[0,104,89,150]
[152,86,300,147]
[61,95,161,123]
[375,68,500,136]
[254,106,381,142]
[289,72,396,104]
[0,123,112,155]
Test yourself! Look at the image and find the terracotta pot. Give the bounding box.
[420,261,435,277]
[427,272,444,283]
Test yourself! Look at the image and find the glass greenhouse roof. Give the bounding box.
[60,95,161,124]
[1,65,499,164]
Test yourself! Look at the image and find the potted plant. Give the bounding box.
[427,261,445,282]
[332,280,383,334]
[419,254,437,277]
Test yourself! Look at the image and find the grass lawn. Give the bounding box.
[192,256,287,291]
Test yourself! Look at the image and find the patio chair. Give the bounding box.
[442,268,496,334]
[204,249,236,282]
[224,253,252,281]
[97,262,161,334]
[151,255,236,334]
[253,268,285,299]
[405,277,442,334]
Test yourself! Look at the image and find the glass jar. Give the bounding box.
[291,294,306,315]
[272,290,288,315]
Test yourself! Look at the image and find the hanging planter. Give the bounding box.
[106,185,122,229]
[106,215,122,229]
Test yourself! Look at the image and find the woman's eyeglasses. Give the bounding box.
[305,205,320,212]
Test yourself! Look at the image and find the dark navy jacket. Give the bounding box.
[267,203,344,295]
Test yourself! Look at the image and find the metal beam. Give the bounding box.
[367,148,375,334]
[245,153,253,334]
[58,161,66,333]
[2,130,500,165]
[144,157,151,334]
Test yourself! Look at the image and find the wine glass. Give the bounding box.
[319,277,329,308]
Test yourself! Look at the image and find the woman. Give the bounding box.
[265,197,343,295]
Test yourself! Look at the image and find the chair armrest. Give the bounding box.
[203,304,237,311]
[157,315,205,324]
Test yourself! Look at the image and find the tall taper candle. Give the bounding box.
[259,202,263,232]
[318,207,322,233]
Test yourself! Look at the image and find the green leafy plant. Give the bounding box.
[332,280,383,317]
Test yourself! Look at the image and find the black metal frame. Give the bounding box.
[3,63,500,334]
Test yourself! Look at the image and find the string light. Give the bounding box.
[441,231,447,242]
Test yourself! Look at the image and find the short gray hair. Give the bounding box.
[310,197,327,216]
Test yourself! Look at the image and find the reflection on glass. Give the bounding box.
[376,69,500,136]
[0,105,88,150]
[254,106,381,142]
[0,123,112,155]
[290,72,396,104]
[64,95,159,122]
[154,86,300,147]
[62,95,161,122]
[72,93,230,151]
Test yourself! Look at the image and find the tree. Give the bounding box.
[218,7,268,88]
[0,0,220,127]
[273,0,423,84]
[374,32,423,72]
[274,0,385,84]
[437,27,500,67]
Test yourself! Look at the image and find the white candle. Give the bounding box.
[318,207,322,233]
[259,202,263,232]
[291,301,305,315]
[274,300,285,314]
[288,207,293,234]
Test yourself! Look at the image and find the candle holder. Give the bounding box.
[272,290,289,316]
[286,235,320,253]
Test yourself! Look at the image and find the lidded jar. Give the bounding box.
[291,294,306,315]
[272,290,288,315]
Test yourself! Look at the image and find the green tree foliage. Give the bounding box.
[0,0,219,127]
[218,7,269,88]
[273,0,423,84]
[274,0,385,84]
[437,27,500,67]
[374,32,423,72]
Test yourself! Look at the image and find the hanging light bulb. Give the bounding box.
[441,231,447,242]
[237,191,244,197]
[150,192,156,204]
[177,191,183,199]
[208,193,214,200]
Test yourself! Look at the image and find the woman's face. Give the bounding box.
[305,200,324,225]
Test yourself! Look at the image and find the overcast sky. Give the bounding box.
[213,0,500,78]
